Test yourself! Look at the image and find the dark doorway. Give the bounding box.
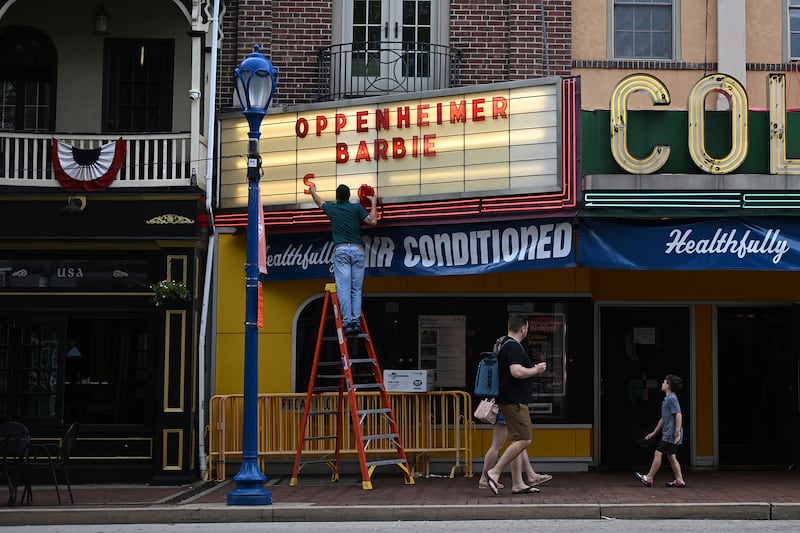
[718,306,800,468]
[599,306,691,468]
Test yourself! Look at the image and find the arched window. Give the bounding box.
[0,26,57,132]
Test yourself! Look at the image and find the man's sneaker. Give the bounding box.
[634,472,652,487]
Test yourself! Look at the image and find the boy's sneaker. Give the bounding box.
[634,472,652,487]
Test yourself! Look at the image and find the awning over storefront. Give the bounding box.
[579,217,800,270]
[264,218,575,280]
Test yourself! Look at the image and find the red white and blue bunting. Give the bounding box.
[51,138,125,191]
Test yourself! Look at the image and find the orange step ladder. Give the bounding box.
[290,283,415,490]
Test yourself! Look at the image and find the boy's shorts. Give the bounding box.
[656,440,679,456]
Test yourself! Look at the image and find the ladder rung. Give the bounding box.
[299,458,335,465]
[358,408,392,415]
[305,435,338,441]
[348,358,376,365]
[308,410,338,416]
[312,386,341,392]
[362,433,399,441]
[353,383,384,391]
[316,373,343,379]
[366,459,406,467]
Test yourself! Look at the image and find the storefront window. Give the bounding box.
[0,315,151,424]
[64,317,150,424]
[295,295,593,423]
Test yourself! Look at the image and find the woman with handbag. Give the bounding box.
[478,410,552,490]
[483,314,548,495]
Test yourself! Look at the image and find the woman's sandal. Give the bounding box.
[478,480,505,489]
[511,485,540,494]
[665,480,687,488]
[526,473,553,486]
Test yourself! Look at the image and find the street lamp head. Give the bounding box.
[234,44,279,138]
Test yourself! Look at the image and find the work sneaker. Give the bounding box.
[634,472,652,487]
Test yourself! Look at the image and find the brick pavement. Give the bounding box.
[11,469,799,508]
[1,469,798,526]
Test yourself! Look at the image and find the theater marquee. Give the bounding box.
[218,78,577,210]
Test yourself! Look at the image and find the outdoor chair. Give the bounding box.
[21,422,78,505]
[0,421,31,507]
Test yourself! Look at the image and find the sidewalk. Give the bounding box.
[2,470,800,525]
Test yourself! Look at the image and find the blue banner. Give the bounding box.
[264,219,575,280]
[579,218,800,270]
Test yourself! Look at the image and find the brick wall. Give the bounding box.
[218,0,572,106]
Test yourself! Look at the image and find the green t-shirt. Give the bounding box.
[321,201,369,245]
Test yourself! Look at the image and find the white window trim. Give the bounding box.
[607,0,682,62]
[784,0,799,62]
[332,0,450,47]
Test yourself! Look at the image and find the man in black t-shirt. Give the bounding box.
[484,313,547,495]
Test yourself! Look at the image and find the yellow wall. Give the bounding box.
[214,233,590,395]
[215,232,799,464]
[473,427,592,462]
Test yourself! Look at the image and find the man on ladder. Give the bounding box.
[295,183,413,489]
[308,182,377,336]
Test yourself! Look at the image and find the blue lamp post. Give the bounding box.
[227,44,278,506]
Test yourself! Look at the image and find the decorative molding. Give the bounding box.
[146,214,195,225]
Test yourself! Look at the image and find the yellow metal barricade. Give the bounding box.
[207,391,473,481]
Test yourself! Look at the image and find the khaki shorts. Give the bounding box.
[498,403,532,442]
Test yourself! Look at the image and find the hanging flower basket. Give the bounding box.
[150,280,190,307]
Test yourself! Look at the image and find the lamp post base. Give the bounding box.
[227,461,272,505]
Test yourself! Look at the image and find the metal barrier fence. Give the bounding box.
[207,391,473,481]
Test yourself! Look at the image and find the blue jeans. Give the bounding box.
[333,244,365,326]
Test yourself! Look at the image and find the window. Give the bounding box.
[0,315,153,424]
[295,296,594,423]
[612,0,676,60]
[0,26,56,132]
[103,39,174,132]
[789,0,800,60]
[330,0,451,98]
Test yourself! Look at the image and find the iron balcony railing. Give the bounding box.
[317,42,461,101]
[0,132,194,187]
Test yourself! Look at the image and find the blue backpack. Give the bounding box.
[474,336,513,398]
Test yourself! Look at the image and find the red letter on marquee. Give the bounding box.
[296,118,309,138]
[392,138,406,159]
[355,140,372,162]
[336,143,349,163]
[315,115,328,136]
[492,96,508,119]
[423,134,436,156]
[356,110,368,132]
[472,98,486,121]
[335,113,347,134]
[374,138,389,160]
[450,100,467,123]
[302,173,316,194]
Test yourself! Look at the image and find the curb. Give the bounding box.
[1,502,799,525]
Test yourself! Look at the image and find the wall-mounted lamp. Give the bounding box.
[95,2,110,36]
[63,195,87,214]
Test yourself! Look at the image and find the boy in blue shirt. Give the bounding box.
[635,374,686,488]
